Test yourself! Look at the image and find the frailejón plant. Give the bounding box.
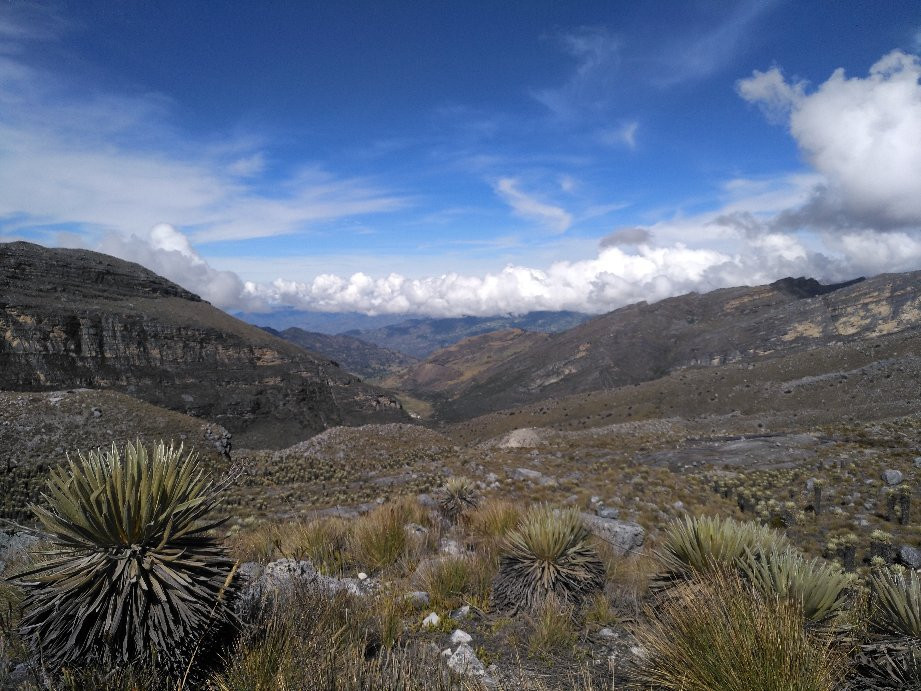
[491,504,604,613]
[16,441,237,674]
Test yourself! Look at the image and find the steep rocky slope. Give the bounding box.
[435,273,921,420]
[0,242,408,447]
[263,326,418,380]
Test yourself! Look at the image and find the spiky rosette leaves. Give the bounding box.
[740,547,852,626]
[15,441,237,675]
[438,476,479,523]
[491,505,605,613]
[856,568,921,687]
[869,567,921,638]
[655,515,789,586]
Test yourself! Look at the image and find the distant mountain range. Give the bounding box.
[0,242,408,448]
[10,239,921,453]
[406,273,921,421]
[341,311,591,358]
[260,326,419,380]
[240,309,591,359]
[233,309,412,334]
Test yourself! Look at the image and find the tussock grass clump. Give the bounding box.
[857,567,921,687]
[226,521,280,564]
[631,571,849,691]
[418,556,477,611]
[212,581,453,690]
[15,441,237,676]
[417,554,494,611]
[583,591,619,629]
[525,594,578,660]
[656,514,790,584]
[741,547,852,626]
[348,503,410,574]
[280,517,351,575]
[438,476,480,523]
[465,498,522,556]
[491,504,605,613]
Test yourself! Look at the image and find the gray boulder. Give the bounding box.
[514,467,543,481]
[882,469,904,486]
[898,545,921,570]
[581,514,645,555]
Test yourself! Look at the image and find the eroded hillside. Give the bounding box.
[0,242,408,447]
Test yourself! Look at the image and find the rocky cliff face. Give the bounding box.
[0,242,408,448]
[434,272,921,420]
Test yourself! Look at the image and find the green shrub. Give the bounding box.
[870,567,921,638]
[631,571,848,691]
[438,477,479,523]
[15,441,237,675]
[491,505,605,613]
[655,514,789,584]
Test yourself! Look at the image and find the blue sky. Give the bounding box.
[1,1,920,315]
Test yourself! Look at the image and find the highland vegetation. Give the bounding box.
[3,241,921,689]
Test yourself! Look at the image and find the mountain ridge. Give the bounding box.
[419,272,921,420]
[0,241,409,448]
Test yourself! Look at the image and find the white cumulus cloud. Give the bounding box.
[739,50,921,228]
[94,224,253,310]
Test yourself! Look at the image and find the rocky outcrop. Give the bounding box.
[0,242,408,447]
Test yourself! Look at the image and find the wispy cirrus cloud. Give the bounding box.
[0,18,406,247]
[494,178,573,232]
[650,0,781,87]
[532,26,622,120]
[599,121,638,149]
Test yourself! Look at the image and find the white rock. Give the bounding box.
[451,629,472,645]
[451,604,471,620]
[357,572,368,580]
[498,427,542,449]
[446,643,486,677]
[422,612,441,629]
